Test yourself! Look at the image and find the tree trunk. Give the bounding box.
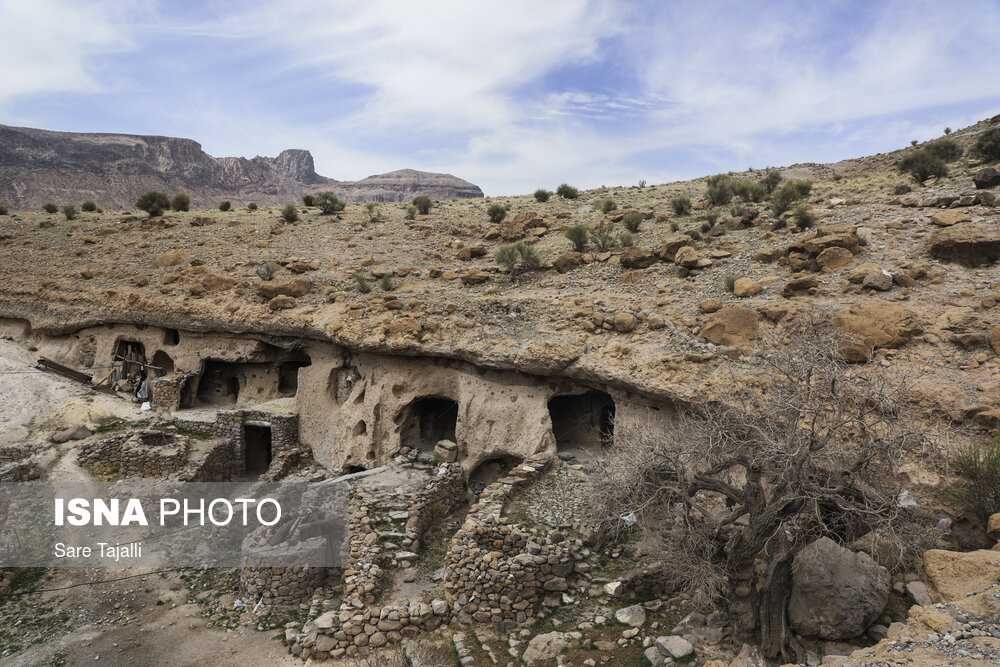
[725,537,760,645]
[758,530,801,662]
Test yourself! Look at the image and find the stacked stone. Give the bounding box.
[402,463,466,549]
[0,458,37,481]
[77,432,189,479]
[178,440,234,482]
[149,374,184,411]
[239,566,327,608]
[0,445,31,464]
[444,453,574,625]
[214,409,298,476]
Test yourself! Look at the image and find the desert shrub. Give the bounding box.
[732,179,765,203]
[314,192,346,214]
[0,205,7,215]
[705,210,720,225]
[170,193,190,212]
[564,224,589,251]
[910,139,918,146]
[724,272,738,292]
[770,179,813,215]
[761,170,782,194]
[924,139,963,162]
[219,201,231,211]
[670,196,692,215]
[247,202,258,211]
[486,203,508,222]
[705,173,734,206]
[973,127,1000,163]
[669,220,679,232]
[618,231,634,247]
[353,272,372,293]
[42,202,59,214]
[533,189,551,202]
[255,262,278,281]
[378,274,394,291]
[944,127,952,135]
[622,211,643,232]
[281,203,299,222]
[638,179,647,188]
[589,222,617,251]
[302,194,315,206]
[897,151,948,183]
[62,205,76,220]
[404,204,417,220]
[730,203,746,218]
[494,240,540,279]
[771,218,788,231]
[411,195,432,214]
[688,230,702,241]
[601,198,617,214]
[365,202,380,222]
[556,183,579,199]
[135,191,170,217]
[793,204,816,229]
[945,432,1000,524]
[81,200,98,212]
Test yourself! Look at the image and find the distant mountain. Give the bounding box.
[0,124,484,210]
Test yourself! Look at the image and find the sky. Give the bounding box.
[2,0,1000,196]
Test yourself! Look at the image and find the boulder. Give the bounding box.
[656,636,694,659]
[53,424,91,443]
[787,537,889,640]
[700,305,759,346]
[268,295,296,310]
[928,222,1000,266]
[433,440,458,462]
[732,278,762,298]
[699,298,722,313]
[781,276,819,297]
[987,513,1000,542]
[800,227,860,255]
[522,631,567,664]
[499,211,543,240]
[673,245,701,268]
[613,312,637,333]
[833,302,921,362]
[847,262,883,283]
[258,278,312,298]
[931,210,971,226]
[658,234,694,261]
[459,270,490,285]
[905,581,932,606]
[620,246,656,269]
[514,337,586,373]
[815,246,855,271]
[922,549,1000,602]
[200,274,234,291]
[973,167,1000,189]
[614,604,646,627]
[553,252,582,274]
[861,269,893,291]
[154,249,189,267]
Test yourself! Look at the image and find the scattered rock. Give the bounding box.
[732,278,762,298]
[553,252,582,273]
[700,305,759,346]
[154,250,189,267]
[815,246,854,271]
[833,302,921,362]
[258,278,312,298]
[905,581,932,606]
[658,234,694,262]
[699,299,722,314]
[674,245,701,268]
[973,167,1000,189]
[620,246,656,269]
[459,270,490,286]
[782,276,819,297]
[614,605,646,627]
[613,312,637,333]
[268,295,296,310]
[433,440,458,462]
[931,210,971,226]
[656,635,693,659]
[928,222,1000,266]
[522,631,567,664]
[53,424,91,443]
[861,269,894,291]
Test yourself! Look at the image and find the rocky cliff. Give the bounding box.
[0,124,484,209]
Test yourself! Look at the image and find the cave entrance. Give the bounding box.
[400,397,458,452]
[113,340,146,379]
[196,361,240,405]
[469,455,522,491]
[244,423,272,477]
[278,357,311,397]
[151,350,174,376]
[547,390,615,452]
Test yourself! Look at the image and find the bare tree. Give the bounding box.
[587,325,931,661]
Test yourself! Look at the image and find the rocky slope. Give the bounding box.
[0,124,484,209]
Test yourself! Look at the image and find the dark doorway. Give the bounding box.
[400,397,458,451]
[469,455,522,491]
[244,424,272,476]
[151,350,174,376]
[113,340,146,378]
[196,361,240,405]
[547,390,615,451]
[278,358,311,397]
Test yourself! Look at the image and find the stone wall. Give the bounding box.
[0,445,31,464]
[0,458,37,481]
[77,431,190,479]
[444,453,574,625]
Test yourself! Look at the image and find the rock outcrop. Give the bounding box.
[0,124,483,209]
[927,222,1000,266]
[833,301,921,362]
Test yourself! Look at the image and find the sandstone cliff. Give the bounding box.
[0,124,484,209]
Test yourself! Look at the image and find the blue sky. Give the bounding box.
[2,0,1000,195]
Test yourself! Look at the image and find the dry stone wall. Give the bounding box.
[77,431,190,478]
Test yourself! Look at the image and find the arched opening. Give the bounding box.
[400,396,458,452]
[113,339,146,379]
[151,350,174,376]
[278,356,311,397]
[547,390,615,452]
[196,361,241,405]
[244,423,272,477]
[178,376,196,409]
[469,455,522,491]
[345,465,367,475]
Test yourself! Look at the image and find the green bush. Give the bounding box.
[944,432,1000,524]
[556,183,579,199]
[255,262,277,281]
[494,240,540,280]
[412,195,432,214]
[705,174,734,206]
[761,170,782,194]
[669,220,679,232]
[135,191,170,217]
[247,202,258,211]
[62,204,77,220]
[533,189,551,203]
[793,204,816,229]
[219,201,231,212]
[670,196,692,215]
[302,194,315,206]
[486,203,508,222]
[353,272,372,294]
[897,151,948,183]
[365,202,380,222]
[564,224,588,252]
[732,179,765,203]
[730,203,745,218]
[378,274,394,291]
[405,204,418,220]
[973,127,1000,163]
[81,200,98,212]
[315,192,346,214]
[705,210,720,226]
[687,230,702,241]
[924,139,963,162]
[601,198,617,214]
[171,193,190,212]
[42,202,58,214]
[618,231,634,247]
[589,222,617,252]
[724,272,738,293]
[770,180,813,215]
[281,203,299,222]
[0,204,8,216]
[622,211,644,233]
